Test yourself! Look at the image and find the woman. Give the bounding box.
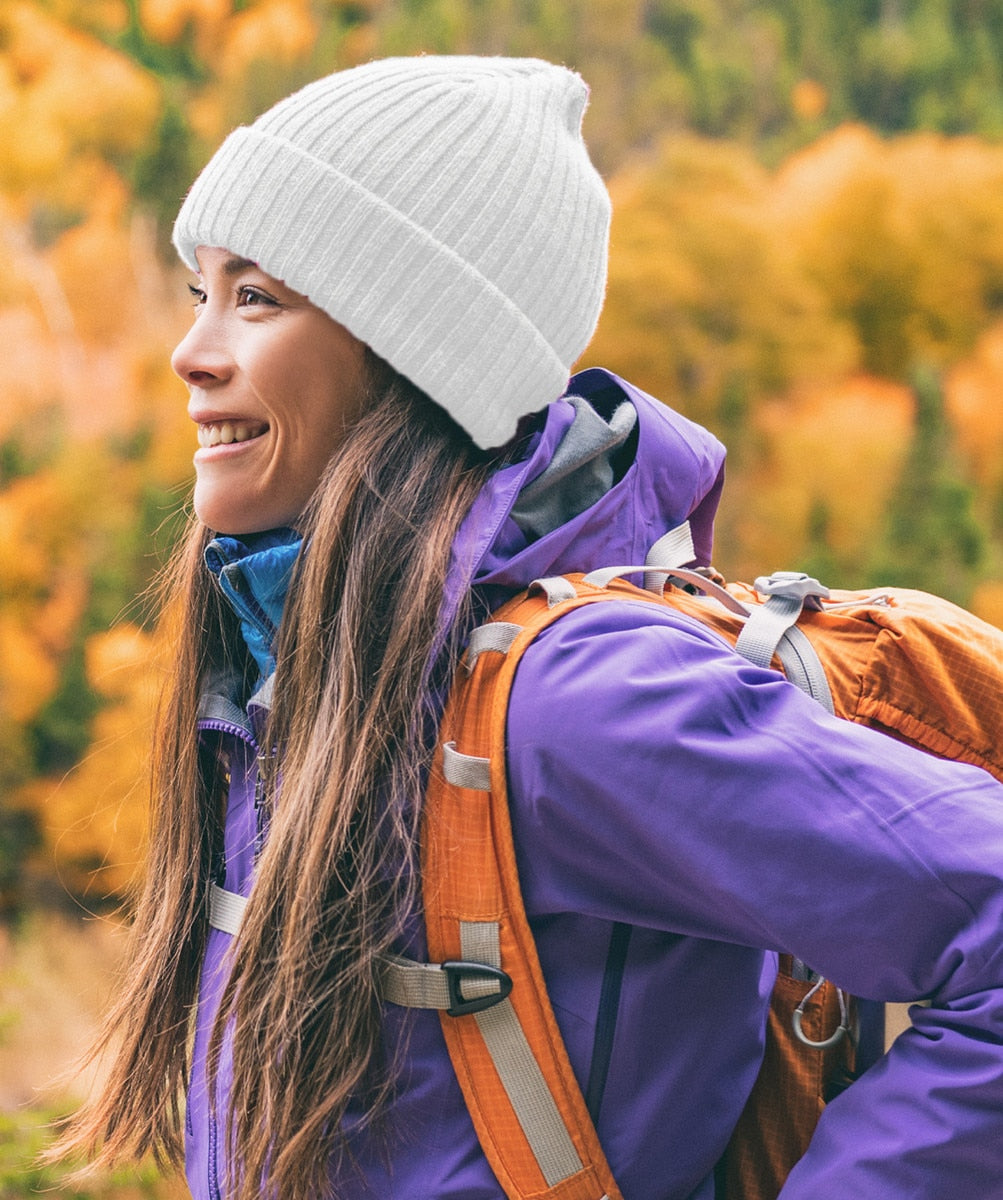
[63,56,1003,1200]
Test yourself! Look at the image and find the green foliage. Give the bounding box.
[112,0,208,82]
[0,1107,171,1199]
[0,805,42,920]
[26,638,101,775]
[0,412,65,490]
[6,0,1003,922]
[798,498,844,586]
[130,101,198,237]
[867,365,985,602]
[639,0,1003,150]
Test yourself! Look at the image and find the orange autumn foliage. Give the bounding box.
[221,0,319,78]
[20,624,167,899]
[140,0,232,46]
[3,3,1003,907]
[946,319,1003,496]
[587,133,857,425]
[0,2,159,208]
[735,375,915,573]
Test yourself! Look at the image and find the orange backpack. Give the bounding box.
[378,555,1003,1200]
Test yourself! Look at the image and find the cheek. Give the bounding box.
[282,368,368,496]
[300,349,368,446]
[250,320,368,480]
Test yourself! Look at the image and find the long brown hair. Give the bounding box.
[56,356,507,1198]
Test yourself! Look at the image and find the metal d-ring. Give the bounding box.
[792,976,852,1050]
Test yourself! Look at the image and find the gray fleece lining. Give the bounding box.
[510,396,638,541]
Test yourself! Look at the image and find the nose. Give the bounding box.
[171,313,233,387]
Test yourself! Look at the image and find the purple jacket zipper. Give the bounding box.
[196,715,261,1200]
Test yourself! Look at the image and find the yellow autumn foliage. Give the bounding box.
[24,623,165,899]
[971,580,1003,629]
[0,613,60,725]
[587,133,858,424]
[583,122,1003,587]
[32,567,90,661]
[1,190,193,449]
[774,125,1003,375]
[791,78,828,122]
[0,2,160,206]
[946,319,1003,495]
[0,543,89,711]
[47,174,135,345]
[0,457,122,729]
[140,0,231,46]
[43,0,130,36]
[0,307,62,434]
[220,0,319,78]
[0,472,68,601]
[735,375,914,573]
[0,448,153,727]
[3,0,1003,909]
[593,122,1003,424]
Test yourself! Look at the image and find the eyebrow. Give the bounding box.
[194,252,259,278]
[220,255,258,277]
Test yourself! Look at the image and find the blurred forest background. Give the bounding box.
[4,0,1003,1192]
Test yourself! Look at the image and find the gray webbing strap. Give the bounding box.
[465,621,521,671]
[380,954,454,1009]
[733,572,834,712]
[651,565,752,616]
[734,572,830,668]
[378,953,506,1011]
[442,741,491,792]
[582,563,751,618]
[582,564,649,590]
[644,522,696,593]
[379,926,588,1188]
[208,882,247,936]
[460,921,586,1188]
[735,596,806,668]
[528,576,578,606]
[774,628,836,714]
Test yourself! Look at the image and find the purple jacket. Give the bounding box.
[187,369,1003,1199]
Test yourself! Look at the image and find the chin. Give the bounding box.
[195,495,260,535]
[196,504,297,536]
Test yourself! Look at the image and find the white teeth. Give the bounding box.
[197,421,266,448]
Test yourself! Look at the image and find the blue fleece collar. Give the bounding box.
[205,528,302,680]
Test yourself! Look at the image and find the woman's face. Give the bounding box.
[171,246,369,535]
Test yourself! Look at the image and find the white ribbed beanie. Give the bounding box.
[172,55,611,449]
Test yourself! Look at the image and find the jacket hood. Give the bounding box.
[447,368,726,612]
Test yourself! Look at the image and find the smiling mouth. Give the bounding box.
[197,420,268,448]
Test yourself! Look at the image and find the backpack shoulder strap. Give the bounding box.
[384,574,642,1200]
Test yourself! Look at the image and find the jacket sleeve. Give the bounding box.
[502,598,1003,1199]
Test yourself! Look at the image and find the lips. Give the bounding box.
[196,419,268,448]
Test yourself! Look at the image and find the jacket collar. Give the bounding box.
[204,528,302,681]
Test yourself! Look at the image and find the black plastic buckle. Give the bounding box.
[442,960,513,1017]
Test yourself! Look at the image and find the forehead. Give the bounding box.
[194,247,259,277]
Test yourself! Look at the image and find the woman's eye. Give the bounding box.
[237,286,277,308]
[187,282,207,309]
